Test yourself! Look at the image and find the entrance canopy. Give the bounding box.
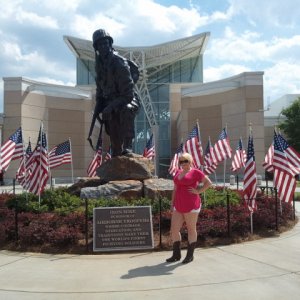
[63,32,210,69]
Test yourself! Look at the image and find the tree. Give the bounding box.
[279,97,300,152]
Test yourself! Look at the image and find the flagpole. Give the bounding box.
[196,119,204,172]
[69,137,74,183]
[24,137,30,195]
[250,212,253,234]
[49,145,53,189]
[38,122,43,207]
[19,131,27,199]
[249,123,255,233]
[153,125,159,177]
[224,124,228,190]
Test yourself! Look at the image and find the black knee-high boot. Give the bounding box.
[182,242,196,264]
[166,241,181,262]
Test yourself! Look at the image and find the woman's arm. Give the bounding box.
[197,176,212,194]
[189,175,212,195]
[171,185,176,210]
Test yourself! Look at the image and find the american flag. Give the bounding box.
[143,133,155,159]
[277,133,300,174]
[243,134,257,212]
[26,126,49,195]
[183,125,204,168]
[212,128,232,163]
[0,127,23,171]
[49,140,72,169]
[87,138,103,177]
[16,140,32,188]
[168,143,183,176]
[273,132,297,203]
[104,146,112,162]
[262,143,274,173]
[204,137,217,175]
[231,138,246,172]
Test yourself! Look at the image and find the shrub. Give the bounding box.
[0,186,296,252]
[5,188,82,215]
[203,187,240,208]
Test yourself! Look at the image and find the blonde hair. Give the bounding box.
[179,152,193,164]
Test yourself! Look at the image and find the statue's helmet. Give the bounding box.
[92,29,113,49]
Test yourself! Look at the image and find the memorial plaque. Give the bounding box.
[93,206,154,252]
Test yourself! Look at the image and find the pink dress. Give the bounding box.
[173,168,205,213]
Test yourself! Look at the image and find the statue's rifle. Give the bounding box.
[87,101,103,151]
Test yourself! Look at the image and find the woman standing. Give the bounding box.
[166,152,212,264]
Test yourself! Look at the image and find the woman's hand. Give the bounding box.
[189,187,200,194]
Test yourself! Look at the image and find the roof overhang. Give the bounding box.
[63,32,210,69]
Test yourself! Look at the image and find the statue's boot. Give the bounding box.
[122,138,133,155]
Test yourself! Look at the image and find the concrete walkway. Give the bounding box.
[0,204,299,300]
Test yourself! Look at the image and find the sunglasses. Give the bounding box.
[179,159,189,164]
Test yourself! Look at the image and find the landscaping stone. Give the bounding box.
[96,153,154,181]
[80,180,143,199]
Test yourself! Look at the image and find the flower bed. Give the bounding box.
[0,187,297,253]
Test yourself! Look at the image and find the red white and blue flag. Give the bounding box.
[16,140,32,188]
[277,133,300,174]
[273,132,297,203]
[262,143,274,173]
[26,125,49,195]
[183,125,204,169]
[49,140,72,169]
[104,146,112,162]
[143,133,155,160]
[212,128,232,163]
[87,138,103,177]
[231,138,246,172]
[204,137,217,175]
[0,127,23,172]
[243,134,257,212]
[168,143,183,176]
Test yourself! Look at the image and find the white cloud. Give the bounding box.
[43,0,82,12]
[0,40,75,84]
[0,80,3,111]
[204,63,251,82]
[32,77,75,86]
[228,0,300,28]
[207,28,300,64]
[68,0,236,45]
[15,10,58,29]
[264,62,300,101]
[70,14,126,41]
[0,1,58,29]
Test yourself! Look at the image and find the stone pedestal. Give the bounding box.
[96,153,154,182]
[76,153,173,200]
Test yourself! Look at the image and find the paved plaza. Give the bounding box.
[0,202,299,300]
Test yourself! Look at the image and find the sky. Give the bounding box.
[1,0,300,112]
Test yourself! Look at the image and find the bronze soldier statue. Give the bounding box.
[88,29,140,157]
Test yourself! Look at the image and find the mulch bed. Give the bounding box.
[1,218,297,255]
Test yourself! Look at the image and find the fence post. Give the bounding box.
[226,192,231,237]
[14,197,18,244]
[13,179,16,195]
[85,198,89,253]
[293,194,296,221]
[159,195,162,249]
[274,187,278,231]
